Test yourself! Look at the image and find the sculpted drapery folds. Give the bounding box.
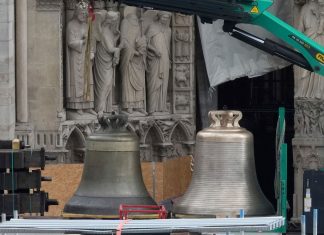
[145,11,172,114]
[66,1,96,116]
[295,0,324,99]
[93,11,121,117]
[120,10,147,115]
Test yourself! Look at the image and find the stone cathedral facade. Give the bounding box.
[1,0,324,224]
[7,0,196,163]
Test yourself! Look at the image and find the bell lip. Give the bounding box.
[63,195,157,216]
[173,202,275,218]
[173,211,276,218]
[172,208,276,218]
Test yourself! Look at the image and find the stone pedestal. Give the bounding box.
[0,0,15,139]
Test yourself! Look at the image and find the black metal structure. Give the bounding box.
[0,148,55,170]
[119,0,252,23]
[222,22,313,72]
[0,147,58,217]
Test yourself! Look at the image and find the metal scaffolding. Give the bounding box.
[0,217,285,234]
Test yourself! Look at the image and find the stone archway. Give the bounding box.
[65,127,86,163]
[142,125,164,162]
[169,121,195,157]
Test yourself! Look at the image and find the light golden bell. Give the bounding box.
[173,110,274,217]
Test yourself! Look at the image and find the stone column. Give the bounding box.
[0,0,15,139]
[16,0,28,123]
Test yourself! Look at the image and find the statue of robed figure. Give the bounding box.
[145,11,172,115]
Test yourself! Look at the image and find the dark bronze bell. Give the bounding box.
[173,110,274,217]
[64,114,156,216]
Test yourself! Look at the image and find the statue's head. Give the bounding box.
[74,1,89,23]
[104,11,120,32]
[157,11,172,25]
[105,11,119,24]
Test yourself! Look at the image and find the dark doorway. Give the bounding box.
[217,66,295,218]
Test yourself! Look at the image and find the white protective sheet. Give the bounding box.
[198,0,293,87]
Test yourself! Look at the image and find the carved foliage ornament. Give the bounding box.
[294,146,321,170]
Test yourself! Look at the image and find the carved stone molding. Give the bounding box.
[127,116,195,161]
[36,0,64,11]
[294,98,324,137]
[293,141,323,170]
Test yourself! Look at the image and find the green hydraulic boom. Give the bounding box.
[118,0,324,76]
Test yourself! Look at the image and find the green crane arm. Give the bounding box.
[249,3,324,75]
[119,0,324,76]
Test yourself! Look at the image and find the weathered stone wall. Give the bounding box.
[16,0,66,150]
[0,0,15,140]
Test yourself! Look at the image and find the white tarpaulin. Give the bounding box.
[198,0,293,87]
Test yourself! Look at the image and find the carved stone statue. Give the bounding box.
[66,1,96,117]
[175,13,190,25]
[319,102,324,133]
[106,0,119,11]
[318,0,324,34]
[175,64,190,87]
[295,0,322,98]
[120,10,147,115]
[93,11,120,117]
[145,11,172,114]
[175,29,190,61]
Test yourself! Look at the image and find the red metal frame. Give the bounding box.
[119,204,167,220]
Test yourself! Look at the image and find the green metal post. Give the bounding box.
[278,107,285,137]
[273,108,287,233]
[280,143,288,233]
